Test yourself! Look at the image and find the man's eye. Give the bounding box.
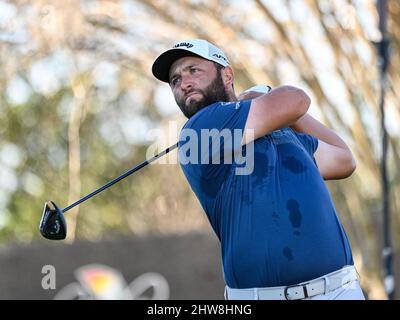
[190,68,198,73]
[171,78,180,86]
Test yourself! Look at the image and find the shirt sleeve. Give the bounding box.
[179,100,252,180]
[292,131,319,157]
[188,100,251,135]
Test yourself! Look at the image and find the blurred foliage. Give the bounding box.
[0,0,399,299]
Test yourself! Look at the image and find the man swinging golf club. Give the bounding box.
[39,38,365,300]
[150,39,365,300]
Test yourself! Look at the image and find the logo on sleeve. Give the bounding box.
[219,101,240,109]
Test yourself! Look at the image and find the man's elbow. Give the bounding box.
[280,86,310,103]
[341,154,357,178]
[322,153,357,180]
[347,156,357,176]
[291,87,310,118]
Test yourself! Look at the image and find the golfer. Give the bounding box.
[152,39,365,300]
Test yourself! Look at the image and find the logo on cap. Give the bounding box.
[212,54,228,63]
[173,42,194,49]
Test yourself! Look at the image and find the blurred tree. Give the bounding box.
[0,0,398,299]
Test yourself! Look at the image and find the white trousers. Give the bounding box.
[225,266,366,300]
[305,280,365,300]
[225,280,365,300]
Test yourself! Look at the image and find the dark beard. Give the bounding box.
[176,71,230,118]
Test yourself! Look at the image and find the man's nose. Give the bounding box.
[180,75,193,91]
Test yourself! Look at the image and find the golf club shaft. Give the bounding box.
[62,143,178,213]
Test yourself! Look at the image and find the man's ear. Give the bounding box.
[221,66,234,88]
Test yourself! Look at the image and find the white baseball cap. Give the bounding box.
[152,39,230,83]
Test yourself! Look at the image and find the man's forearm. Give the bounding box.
[290,114,350,151]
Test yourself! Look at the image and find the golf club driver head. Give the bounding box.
[39,201,67,240]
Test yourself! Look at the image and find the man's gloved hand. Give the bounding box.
[238,84,272,101]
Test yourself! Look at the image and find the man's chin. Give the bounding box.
[185,94,203,107]
[184,100,207,118]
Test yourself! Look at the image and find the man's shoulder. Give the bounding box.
[183,102,218,129]
[183,100,247,130]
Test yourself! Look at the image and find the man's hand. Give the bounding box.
[238,84,271,100]
[238,91,264,100]
[242,85,310,145]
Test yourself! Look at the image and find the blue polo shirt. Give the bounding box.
[178,100,353,289]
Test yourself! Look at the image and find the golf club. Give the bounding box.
[39,143,178,240]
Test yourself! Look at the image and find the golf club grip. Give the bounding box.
[62,143,179,213]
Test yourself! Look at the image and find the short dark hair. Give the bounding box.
[213,62,224,72]
[213,62,234,91]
